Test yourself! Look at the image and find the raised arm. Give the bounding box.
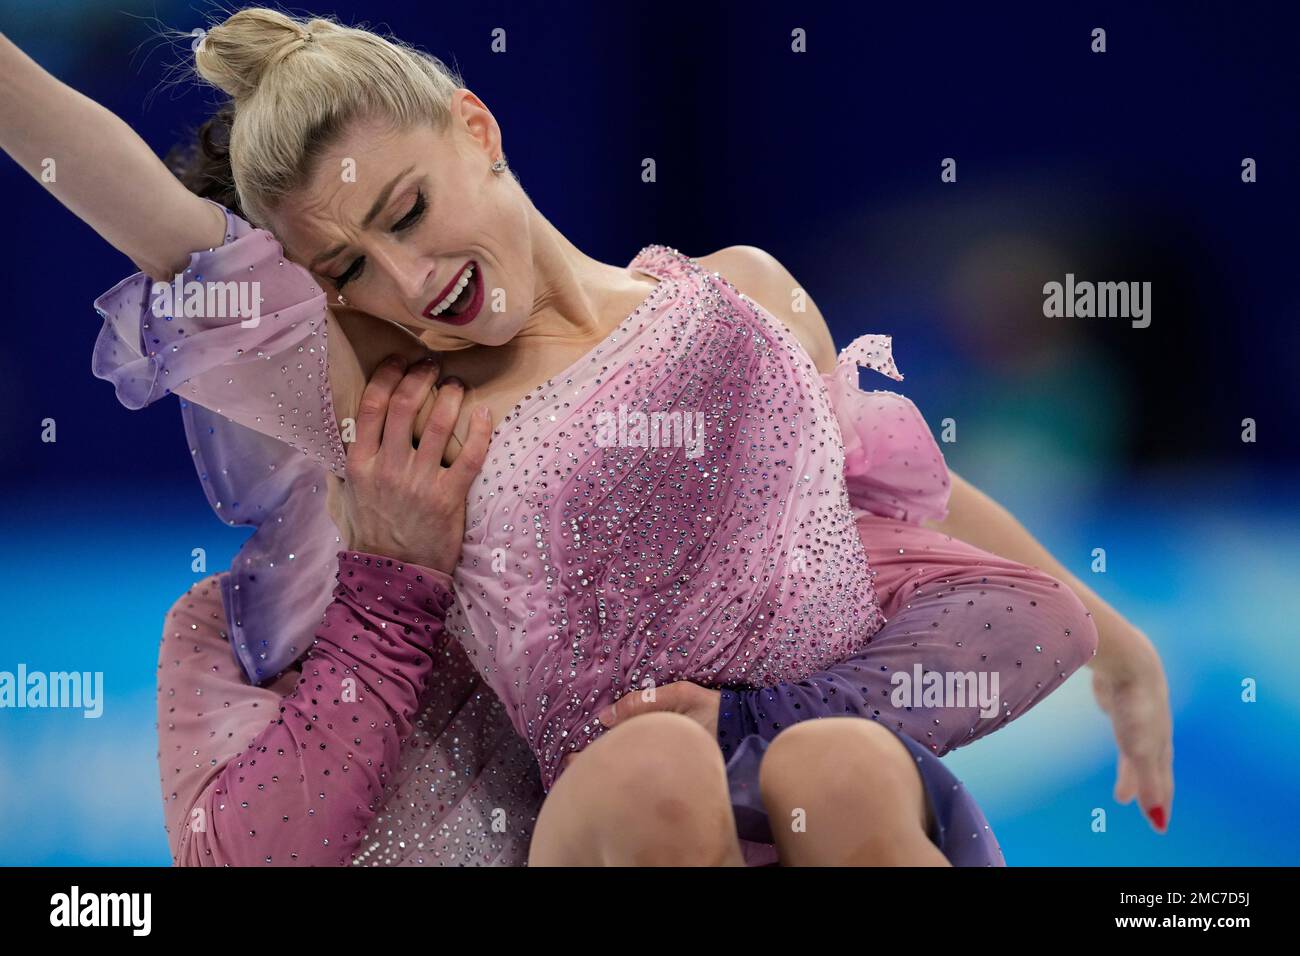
[0,32,225,279]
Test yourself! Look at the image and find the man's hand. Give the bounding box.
[325,354,491,575]
[557,681,724,773]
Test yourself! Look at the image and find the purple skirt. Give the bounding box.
[724,726,1006,866]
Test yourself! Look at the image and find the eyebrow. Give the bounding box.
[306,165,417,271]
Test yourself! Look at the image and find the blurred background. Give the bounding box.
[1,0,1297,865]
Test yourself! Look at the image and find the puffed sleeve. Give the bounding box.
[91,202,351,685]
[91,199,345,476]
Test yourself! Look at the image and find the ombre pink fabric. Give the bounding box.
[93,204,951,795]
[94,203,349,683]
[442,249,950,789]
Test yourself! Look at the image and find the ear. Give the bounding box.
[452,88,502,164]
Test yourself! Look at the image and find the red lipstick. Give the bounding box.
[422,260,483,326]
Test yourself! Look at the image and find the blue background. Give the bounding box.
[1,0,1297,865]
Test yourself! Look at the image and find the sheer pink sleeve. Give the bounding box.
[158,552,454,866]
[92,199,346,475]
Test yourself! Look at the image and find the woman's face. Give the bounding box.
[271,90,533,351]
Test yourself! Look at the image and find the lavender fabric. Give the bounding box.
[93,201,345,683]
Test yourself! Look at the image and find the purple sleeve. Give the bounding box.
[94,200,355,686]
[165,551,454,867]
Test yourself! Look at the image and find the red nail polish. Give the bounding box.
[1148,806,1166,830]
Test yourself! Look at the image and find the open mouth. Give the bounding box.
[422,261,483,325]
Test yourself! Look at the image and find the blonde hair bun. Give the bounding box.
[188,7,465,227]
[195,8,338,103]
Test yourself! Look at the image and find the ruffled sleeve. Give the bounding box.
[90,201,347,685]
[91,199,346,476]
[823,333,951,524]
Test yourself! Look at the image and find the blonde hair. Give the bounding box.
[192,7,465,227]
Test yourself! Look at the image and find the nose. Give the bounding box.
[370,242,434,304]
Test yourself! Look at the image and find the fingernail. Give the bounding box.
[439,375,463,389]
[1147,806,1166,830]
[476,405,491,420]
[594,708,611,725]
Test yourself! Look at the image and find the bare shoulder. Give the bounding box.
[697,245,838,373]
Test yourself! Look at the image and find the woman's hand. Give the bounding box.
[326,354,491,575]
[1090,628,1175,833]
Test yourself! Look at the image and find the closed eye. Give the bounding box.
[329,257,363,291]
[393,189,426,231]
[327,190,426,291]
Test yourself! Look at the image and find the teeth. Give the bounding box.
[428,263,475,317]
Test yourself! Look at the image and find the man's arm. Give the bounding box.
[160,556,455,866]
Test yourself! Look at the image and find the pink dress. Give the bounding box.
[442,246,952,790]
[95,202,1099,866]
[93,203,948,791]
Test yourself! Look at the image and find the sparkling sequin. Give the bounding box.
[444,246,897,789]
[105,219,1096,867]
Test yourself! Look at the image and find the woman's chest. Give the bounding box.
[428,287,663,465]
[431,336,607,466]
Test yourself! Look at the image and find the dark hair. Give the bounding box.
[164,101,244,217]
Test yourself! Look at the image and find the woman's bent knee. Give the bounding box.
[758,719,931,854]
[534,712,738,865]
[586,711,727,793]
[759,718,919,807]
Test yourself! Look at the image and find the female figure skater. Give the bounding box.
[0,9,1172,866]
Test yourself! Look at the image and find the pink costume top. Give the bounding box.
[93,204,950,797]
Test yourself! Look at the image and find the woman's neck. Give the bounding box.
[518,204,632,348]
